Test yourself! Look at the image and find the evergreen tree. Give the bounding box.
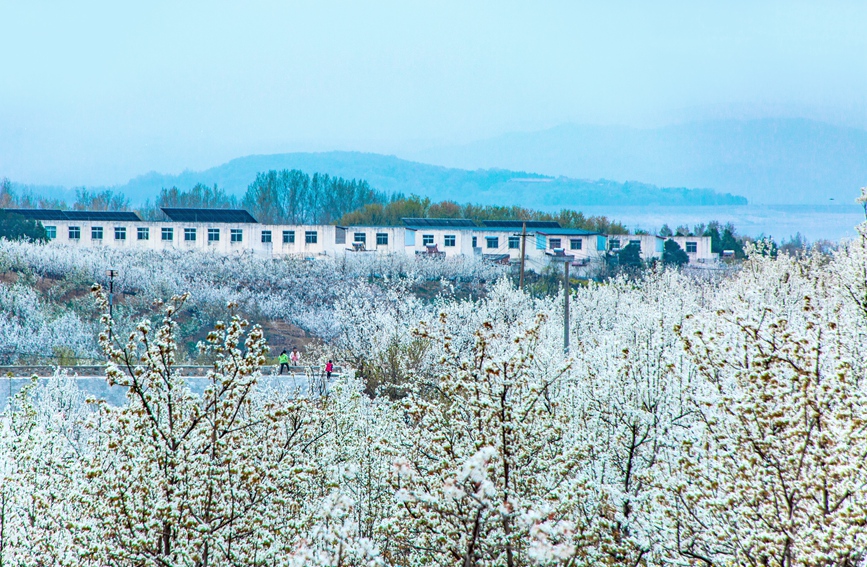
[662,239,689,266]
[617,242,643,268]
[0,210,47,242]
[703,221,723,254]
[720,224,746,258]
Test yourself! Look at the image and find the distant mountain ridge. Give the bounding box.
[33,151,743,208]
[410,118,867,205]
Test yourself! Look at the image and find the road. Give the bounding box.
[0,373,338,411]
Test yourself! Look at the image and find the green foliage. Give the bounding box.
[52,346,77,366]
[338,196,629,233]
[720,225,746,258]
[617,242,643,268]
[339,195,429,226]
[702,221,723,253]
[522,264,567,297]
[662,239,690,266]
[698,220,747,258]
[779,232,807,255]
[0,210,48,242]
[753,237,778,257]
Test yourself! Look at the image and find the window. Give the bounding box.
[162,227,174,241]
[609,238,621,249]
[305,230,318,244]
[570,238,582,250]
[69,226,81,239]
[184,228,196,241]
[91,226,104,240]
[208,228,220,242]
[45,226,56,239]
[230,229,243,242]
[261,230,272,243]
[485,236,499,249]
[376,233,388,245]
[508,236,520,249]
[686,241,697,253]
[422,234,434,246]
[629,239,641,250]
[114,227,126,240]
[472,236,477,248]
[444,234,456,247]
[354,232,366,244]
[137,227,149,240]
[283,230,295,244]
[548,238,561,249]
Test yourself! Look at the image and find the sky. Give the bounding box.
[2,0,867,186]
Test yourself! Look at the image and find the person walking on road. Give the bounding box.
[325,360,333,380]
[278,350,290,375]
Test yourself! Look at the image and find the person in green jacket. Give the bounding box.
[278,350,290,375]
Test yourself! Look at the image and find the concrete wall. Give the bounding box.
[39,220,714,264]
[45,221,347,257]
[403,228,475,257]
[670,236,715,263]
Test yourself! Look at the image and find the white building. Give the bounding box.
[4,208,717,265]
[670,235,715,263]
[401,219,476,258]
[606,234,664,261]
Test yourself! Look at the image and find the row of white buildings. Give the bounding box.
[6,208,716,266]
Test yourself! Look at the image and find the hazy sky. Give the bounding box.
[2,0,866,186]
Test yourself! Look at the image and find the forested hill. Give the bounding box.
[113,152,746,207]
[411,118,867,205]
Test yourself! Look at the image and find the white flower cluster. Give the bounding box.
[0,240,505,361]
[3,229,867,566]
[0,280,98,363]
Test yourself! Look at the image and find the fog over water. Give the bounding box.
[573,204,865,242]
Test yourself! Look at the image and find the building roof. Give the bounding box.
[482,253,513,264]
[2,209,142,221]
[537,228,601,236]
[402,218,476,228]
[160,208,259,223]
[481,220,561,229]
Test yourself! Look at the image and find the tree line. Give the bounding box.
[336,195,631,233]
[1,173,789,253]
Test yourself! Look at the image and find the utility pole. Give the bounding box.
[106,269,118,342]
[519,221,527,290]
[546,251,573,353]
[563,260,570,353]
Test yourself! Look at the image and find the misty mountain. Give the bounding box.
[410,118,867,204]
[102,152,745,208]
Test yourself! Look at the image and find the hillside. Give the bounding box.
[111,152,746,207]
[411,118,867,204]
